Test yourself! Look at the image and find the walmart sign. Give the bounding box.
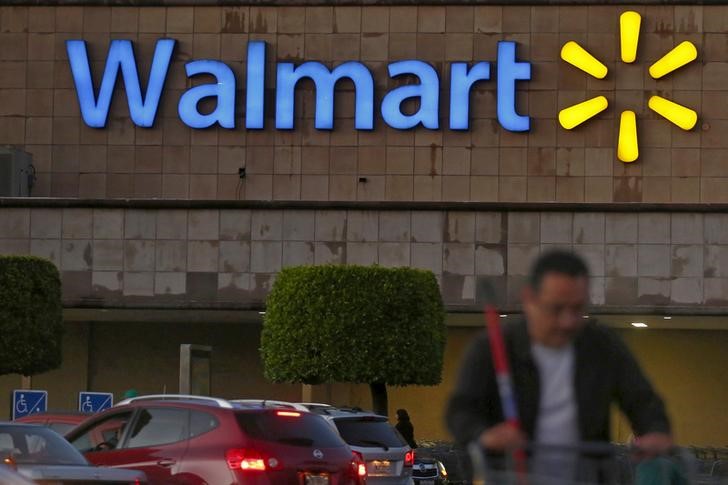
[66,39,531,133]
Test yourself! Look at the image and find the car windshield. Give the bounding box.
[334,417,406,449]
[0,426,88,466]
[236,411,344,448]
[48,423,77,436]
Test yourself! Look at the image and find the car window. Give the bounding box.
[70,412,133,453]
[48,422,76,435]
[126,408,188,449]
[334,418,406,448]
[236,411,344,448]
[189,410,218,439]
[0,426,88,465]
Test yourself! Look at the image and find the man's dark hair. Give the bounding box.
[528,250,589,291]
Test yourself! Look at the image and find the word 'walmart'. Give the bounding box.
[66,40,531,133]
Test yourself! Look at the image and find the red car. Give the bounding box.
[65,395,367,485]
[15,411,90,435]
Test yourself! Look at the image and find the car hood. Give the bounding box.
[17,464,146,482]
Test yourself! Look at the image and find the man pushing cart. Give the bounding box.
[446,250,680,484]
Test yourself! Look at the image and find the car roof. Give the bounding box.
[231,399,310,411]
[115,394,235,409]
[308,407,388,420]
[109,396,313,416]
[0,422,52,429]
[232,400,388,419]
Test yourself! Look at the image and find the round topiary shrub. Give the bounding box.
[0,256,64,377]
[261,264,446,415]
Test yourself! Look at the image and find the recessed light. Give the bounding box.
[663,316,672,320]
[631,322,648,328]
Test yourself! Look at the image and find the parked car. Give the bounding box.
[242,403,413,485]
[411,458,448,485]
[0,422,146,484]
[15,411,90,436]
[65,394,367,485]
[0,464,37,485]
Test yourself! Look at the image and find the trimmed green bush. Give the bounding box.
[0,256,64,376]
[261,265,446,415]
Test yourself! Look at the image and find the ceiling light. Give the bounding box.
[663,316,672,320]
[582,315,589,319]
[258,311,266,315]
[499,314,507,318]
[631,322,648,328]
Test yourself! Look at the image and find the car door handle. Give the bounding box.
[157,459,176,467]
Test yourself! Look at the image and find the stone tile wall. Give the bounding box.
[0,207,724,312]
[0,5,725,202]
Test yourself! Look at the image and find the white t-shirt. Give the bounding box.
[530,342,579,482]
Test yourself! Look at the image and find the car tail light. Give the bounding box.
[404,450,415,467]
[276,410,301,417]
[352,451,367,481]
[226,448,281,472]
[2,454,16,470]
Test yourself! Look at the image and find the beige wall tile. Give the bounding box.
[417,7,445,33]
[306,7,333,34]
[474,6,502,34]
[362,7,388,33]
[389,7,417,33]
[441,176,469,201]
[334,7,361,34]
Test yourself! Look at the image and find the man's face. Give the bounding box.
[522,273,589,348]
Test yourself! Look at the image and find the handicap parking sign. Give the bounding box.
[78,392,113,413]
[12,390,48,420]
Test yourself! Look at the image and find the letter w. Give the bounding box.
[66,39,175,128]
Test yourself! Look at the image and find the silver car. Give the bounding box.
[0,423,146,484]
[307,407,414,485]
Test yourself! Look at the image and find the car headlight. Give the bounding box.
[437,461,448,478]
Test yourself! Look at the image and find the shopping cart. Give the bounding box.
[467,441,728,485]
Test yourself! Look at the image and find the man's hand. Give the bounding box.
[479,423,527,452]
[634,432,673,457]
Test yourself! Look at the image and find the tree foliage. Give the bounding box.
[0,256,64,376]
[261,265,446,388]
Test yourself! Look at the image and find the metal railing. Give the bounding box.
[468,442,728,485]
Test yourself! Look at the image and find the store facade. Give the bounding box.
[1,1,728,443]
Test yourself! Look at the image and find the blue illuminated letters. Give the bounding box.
[67,39,533,133]
[66,39,175,128]
[276,61,374,130]
[178,60,236,129]
[449,62,491,130]
[246,41,266,129]
[496,41,532,132]
[381,61,440,130]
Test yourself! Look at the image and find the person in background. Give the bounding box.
[446,250,672,482]
[395,408,418,449]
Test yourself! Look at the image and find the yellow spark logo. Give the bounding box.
[558,11,699,163]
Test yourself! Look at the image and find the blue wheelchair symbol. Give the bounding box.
[12,390,47,420]
[78,392,113,413]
